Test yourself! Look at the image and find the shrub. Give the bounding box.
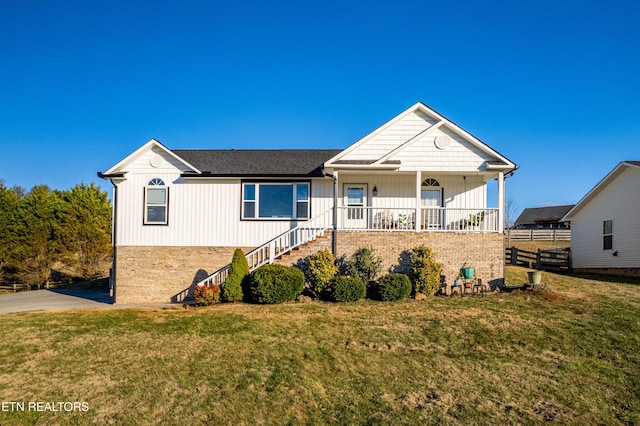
[325,276,366,302]
[301,250,338,298]
[376,273,411,301]
[248,264,305,304]
[222,248,248,302]
[409,245,443,296]
[342,247,382,283]
[193,284,221,305]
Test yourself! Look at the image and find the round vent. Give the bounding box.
[150,154,163,168]
[434,135,450,150]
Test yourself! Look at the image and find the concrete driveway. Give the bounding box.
[0,287,113,314]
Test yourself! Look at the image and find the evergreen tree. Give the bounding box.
[58,183,112,280]
[222,248,248,302]
[11,185,63,287]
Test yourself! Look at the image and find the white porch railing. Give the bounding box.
[196,208,333,287]
[338,207,499,232]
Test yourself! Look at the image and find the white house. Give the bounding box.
[562,161,640,277]
[99,102,517,303]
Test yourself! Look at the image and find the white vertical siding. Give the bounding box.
[571,167,640,268]
[116,149,334,247]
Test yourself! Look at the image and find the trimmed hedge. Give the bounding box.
[376,273,412,301]
[248,264,305,304]
[325,276,366,302]
[302,250,338,298]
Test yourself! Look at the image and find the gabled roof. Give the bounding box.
[103,139,201,175]
[562,161,640,220]
[325,101,516,171]
[515,205,575,226]
[176,149,341,177]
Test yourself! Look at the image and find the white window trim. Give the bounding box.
[144,179,169,225]
[603,219,613,250]
[242,182,310,220]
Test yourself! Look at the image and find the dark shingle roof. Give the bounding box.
[174,149,342,177]
[515,205,575,226]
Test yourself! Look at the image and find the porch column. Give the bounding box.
[498,171,504,233]
[415,171,422,232]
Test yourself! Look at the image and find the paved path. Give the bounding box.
[0,288,177,314]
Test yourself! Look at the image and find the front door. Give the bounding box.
[344,184,367,229]
[421,188,442,229]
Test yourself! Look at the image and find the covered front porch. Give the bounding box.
[332,170,506,233]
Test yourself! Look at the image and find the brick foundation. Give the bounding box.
[573,267,640,278]
[114,246,252,304]
[335,231,504,286]
[115,231,504,303]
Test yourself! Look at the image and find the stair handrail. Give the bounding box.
[196,207,333,287]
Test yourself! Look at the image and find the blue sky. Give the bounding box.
[1,0,638,215]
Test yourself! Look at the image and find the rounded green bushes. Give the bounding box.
[376,273,412,301]
[248,264,305,304]
[325,276,365,302]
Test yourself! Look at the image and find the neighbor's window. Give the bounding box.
[242,182,310,220]
[603,220,613,250]
[145,178,168,225]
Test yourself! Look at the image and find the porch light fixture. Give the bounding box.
[372,185,378,196]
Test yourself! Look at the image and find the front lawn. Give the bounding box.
[1,266,639,425]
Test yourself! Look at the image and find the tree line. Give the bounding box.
[0,181,112,288]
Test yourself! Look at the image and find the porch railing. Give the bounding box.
[337,207,499,232]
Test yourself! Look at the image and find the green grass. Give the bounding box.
[1,267,639,425]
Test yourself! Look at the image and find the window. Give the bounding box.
[603,220,613,250]
[242,182,310,220]
[144,178,168,225]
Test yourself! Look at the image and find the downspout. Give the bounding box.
[98,172,119,304]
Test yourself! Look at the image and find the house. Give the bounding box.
[514,205,574,229]
[562,161,640,277]
[99,102,517,303]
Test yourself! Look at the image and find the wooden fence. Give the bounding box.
[0,284,31,293]
[505,247,572,273]
[505,229,571,241]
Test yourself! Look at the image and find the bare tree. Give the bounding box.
[504,197,519,247]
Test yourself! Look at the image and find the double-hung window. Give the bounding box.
[603,220,613,250]
[144,178,168,225]
[242,182,310,220]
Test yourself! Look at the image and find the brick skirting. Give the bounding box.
[115,246,252,304]
[335,231,505,286]
[115,232,504,303]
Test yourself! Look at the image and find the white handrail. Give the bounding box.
[196,208,333,287]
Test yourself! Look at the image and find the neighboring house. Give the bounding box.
[514,205,574,229]
[99,102,517,303]
[562,161,640,277]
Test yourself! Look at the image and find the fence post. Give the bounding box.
[567,248,573,272]
[536,249,541,269]
[511,247,518,265]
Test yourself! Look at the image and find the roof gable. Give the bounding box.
[325,102,516,171]
[103,139,200,175]
[563,161,640,220]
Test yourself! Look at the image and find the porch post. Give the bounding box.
[498,171,505,233]
[332,171,339,255]
[415,171,421,232]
